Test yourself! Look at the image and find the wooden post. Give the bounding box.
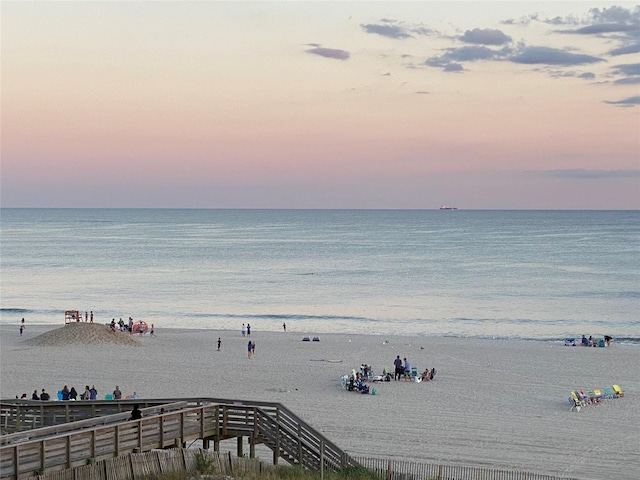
[237,436,243,457]
[320,440,324,480]
[14,444,19,480]
[249,437,255,458]
[160,415,165,447]
[214,438,220,452]
[387,459,392,480]
[203,438,210,449]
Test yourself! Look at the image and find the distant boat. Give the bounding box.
[439,205,457,210]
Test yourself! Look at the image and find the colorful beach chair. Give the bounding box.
[612,385,624,397]
[569,391,583,412]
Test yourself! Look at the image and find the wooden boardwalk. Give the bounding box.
[0,398,354,480]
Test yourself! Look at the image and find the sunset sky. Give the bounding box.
[2,1,639,209]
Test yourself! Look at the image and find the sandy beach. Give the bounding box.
[1,323,639,480]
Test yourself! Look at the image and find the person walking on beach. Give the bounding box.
[217,337,221,351]
[251,341,256,358]
[247,340,253,359]
[283,322,286,332]
[242,324,246,336]
[247,323,251,336]
[90,311,93,323]
[85,311,88,322]
[19,318,25,336]
[150,324,155,336]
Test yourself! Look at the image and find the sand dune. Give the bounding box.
[25,322,141,347]
[2,325,639,480]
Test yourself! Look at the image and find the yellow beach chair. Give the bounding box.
[569,391,583,412]
[612,385,624,397]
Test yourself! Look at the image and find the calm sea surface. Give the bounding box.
[1,209,638,344]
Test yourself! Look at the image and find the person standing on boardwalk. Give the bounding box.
[247,323,251,336]
[217,337,221,351]
[113,386,122,400]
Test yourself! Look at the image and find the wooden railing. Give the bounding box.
[0,398,357,479]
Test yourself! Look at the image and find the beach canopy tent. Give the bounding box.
[65,310,81,324]
[132,321,149,334]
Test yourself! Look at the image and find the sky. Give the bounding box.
[1,1,639,209]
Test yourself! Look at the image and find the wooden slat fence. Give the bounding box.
[353,456,579,480]
[24,449,273,480]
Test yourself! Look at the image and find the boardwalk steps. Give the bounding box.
[0,398,355,479]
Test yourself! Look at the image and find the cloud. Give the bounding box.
[459,28,512,45]
[360,20,434,39]
[447,45,505,62]
[568,23,640,34]
[443,63,464,73]
[361,22,412,39]
[614,76,640,85]
[548,70,596,80]
[603,95,640,106]
[509,46,603,65]
[538,169,640,179]
[425,45,508,72]
[306,47,350,60]
[612,63,640,76]
[609,43,640,56]
[588,5,640,24]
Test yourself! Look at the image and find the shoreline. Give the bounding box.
[2,320,638,346]
[2,324,639,479]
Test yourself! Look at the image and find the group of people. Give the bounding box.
[580,335,612,347]
[109,317,154,336]
[20,385,97,401]
[17,388,50,400]
[241,323,252,336]
[247,340,256,358]
[393,355,412,380]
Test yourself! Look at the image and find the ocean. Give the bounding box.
[1,209,638,344]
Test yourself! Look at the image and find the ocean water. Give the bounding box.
[1,209,638,344]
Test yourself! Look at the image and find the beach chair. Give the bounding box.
[564,338,576,346]
[602,387,615,399]
[104,394,113,400]
[410,366,418,381]
[576,390,589,405]
[569,392,583,412]
[612,385,624,397]
[587,391,602,404]
[593,389,605,402]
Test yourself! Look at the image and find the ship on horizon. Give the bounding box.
[439,205,457,210]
